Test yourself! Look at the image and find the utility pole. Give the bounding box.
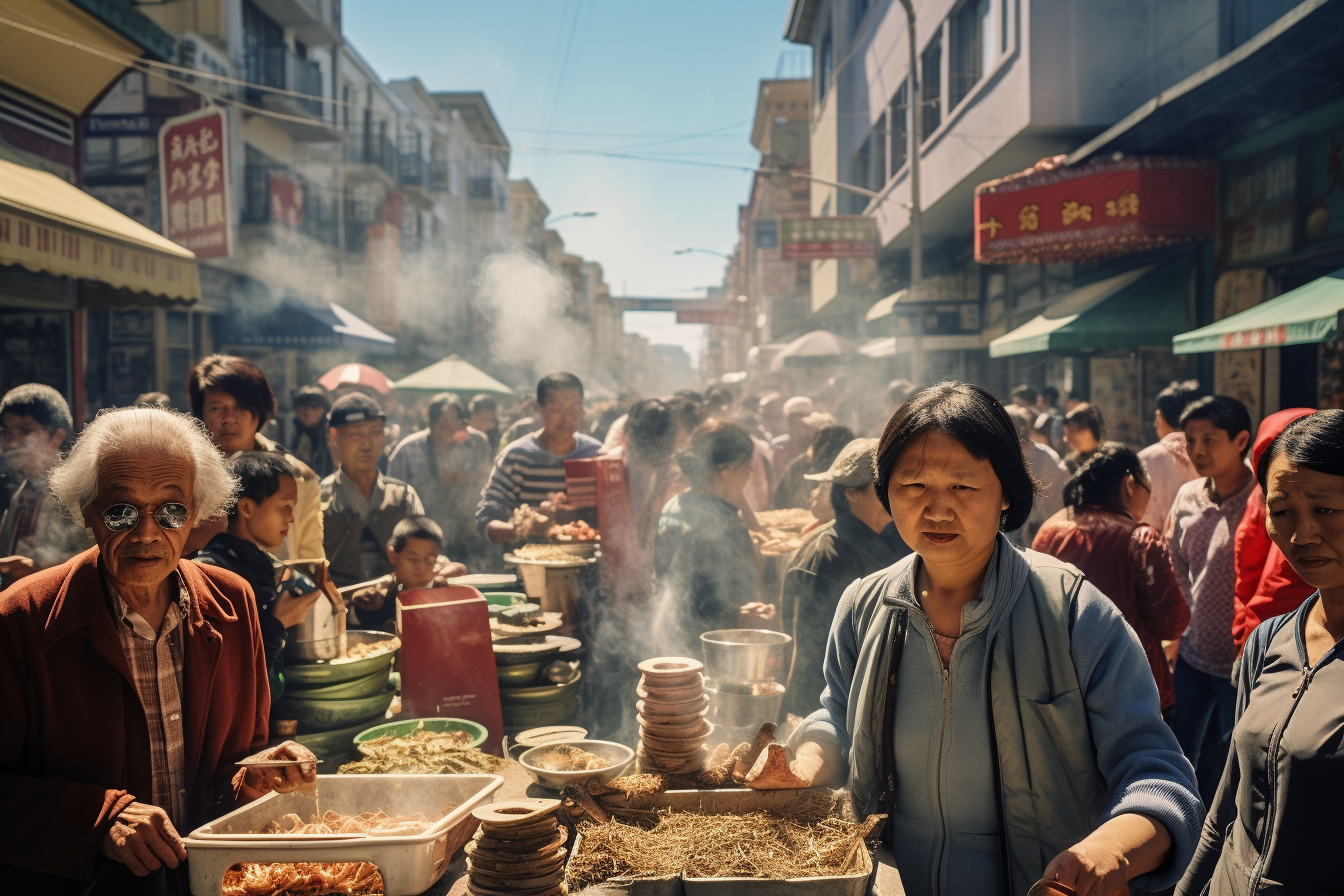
[897,0,923,289]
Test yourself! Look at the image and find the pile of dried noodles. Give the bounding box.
[338,726,506,776]
[258,809,431,837]
[566,809,883,887]
[223,861,383,896]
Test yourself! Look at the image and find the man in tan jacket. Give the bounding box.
[184,355,324,560]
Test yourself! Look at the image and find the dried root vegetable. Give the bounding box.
[565,810,885,887]
[744,743,810,790]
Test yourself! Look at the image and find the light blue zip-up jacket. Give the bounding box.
[791,536,1203,896]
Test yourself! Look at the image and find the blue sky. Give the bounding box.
[342,0,801,363]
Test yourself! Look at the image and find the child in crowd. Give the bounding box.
[349,516,445,633]
[196,452,330,697]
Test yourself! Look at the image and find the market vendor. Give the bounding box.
[0,406,316,895]
[787,382,1203,896]
[185,354,325,561]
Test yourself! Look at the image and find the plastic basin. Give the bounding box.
[354,717,489,753]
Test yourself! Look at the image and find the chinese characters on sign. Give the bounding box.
[973,157,1217,264]
[159,107,230,258]
[779,216,877,260]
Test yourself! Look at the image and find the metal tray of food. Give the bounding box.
[183,773,502,895]
[568,788,883,896]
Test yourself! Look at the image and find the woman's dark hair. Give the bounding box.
[676,417,755,486]
[1064,402,1104,440]
[427,392,466,426]
[1180,395,1254,456]
[293,385,331,411]
[626,399,676,461]
[875,381,1037,531]
[811,425,856,470]
[188,354,277,426]
[226,451,295,517]
[536,372,584,405]
[666,396,704,435]
[1063,442,1151,513]
[1256,409,1338,491]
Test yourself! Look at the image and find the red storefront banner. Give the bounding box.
[974,156,1216,264]
[268,171,305,227]
[780,215,877,260]
[159,107,230,258]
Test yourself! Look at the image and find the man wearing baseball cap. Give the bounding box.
[769,395,816,471]
[321,393,427,590]
[779,438,910,717]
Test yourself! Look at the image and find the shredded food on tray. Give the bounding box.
[256,810,432,836]
[511,543,587,563]
[339,725,507,775]
[223,861,383,896]
[750,508,816,556]
[329,637,400,664]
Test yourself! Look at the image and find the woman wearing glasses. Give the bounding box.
[0,406,316,895]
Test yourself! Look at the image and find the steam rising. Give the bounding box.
[474,250,594,388]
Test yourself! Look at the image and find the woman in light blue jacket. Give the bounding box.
[787,382,1203,896]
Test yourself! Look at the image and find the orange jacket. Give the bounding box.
[0,548,268,891]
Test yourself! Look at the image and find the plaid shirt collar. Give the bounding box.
[103,567,194,637]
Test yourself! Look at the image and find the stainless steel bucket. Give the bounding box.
[706,680,785,731]
[700,629,792,684]
[286,587,341,662]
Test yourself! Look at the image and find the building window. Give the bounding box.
[817,29,835,103]
[921,38,942,139]
[887,79,908,179]
[851,0,871,36]
[755,220,779,249]
[950,0,992,108]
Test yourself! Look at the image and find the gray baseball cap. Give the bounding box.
[804,438,879,488]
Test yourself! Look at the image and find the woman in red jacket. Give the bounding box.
[1034,442,1191,714]
[1231,408,1315,656]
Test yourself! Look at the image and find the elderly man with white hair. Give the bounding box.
[0,406,315,895]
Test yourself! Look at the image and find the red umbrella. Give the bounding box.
[318,363,394,395]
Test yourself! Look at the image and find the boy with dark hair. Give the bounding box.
[477,372,601,544]
[1166,393,1256,802]
[196,452,330,697]
[1138,379,1207,528]
[348,515,445,632]
[0,384,91,587]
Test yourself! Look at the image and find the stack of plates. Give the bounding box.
[635,657,711,775]
[465,799,567,896]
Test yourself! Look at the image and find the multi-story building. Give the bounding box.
[785,0,1324,443]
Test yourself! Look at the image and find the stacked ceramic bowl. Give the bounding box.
[465,799,568,896]
[635,657,712,775]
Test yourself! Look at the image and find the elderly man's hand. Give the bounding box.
[100,802,186,877]
[238,741,319,802]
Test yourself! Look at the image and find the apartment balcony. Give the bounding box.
[249,0,341,45]
[342,132,399,185]
[242,162,339,248]
[243,46,340,142]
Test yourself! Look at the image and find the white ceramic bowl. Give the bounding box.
[518,739,634,791]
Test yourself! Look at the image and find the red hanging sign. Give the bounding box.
[974,156,1216,264]
[159,107,231,258]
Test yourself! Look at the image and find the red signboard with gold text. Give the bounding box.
[974,156,1216,265]
[159,107,230,258]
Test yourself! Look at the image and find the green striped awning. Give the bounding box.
[1173,268,1344,354]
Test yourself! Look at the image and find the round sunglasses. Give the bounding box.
[101,502,191,532]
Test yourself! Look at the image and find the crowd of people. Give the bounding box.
[0,356,1339,895]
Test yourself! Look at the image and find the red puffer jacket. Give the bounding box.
[1232,408,1316,654]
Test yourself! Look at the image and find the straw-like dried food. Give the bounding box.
[512,543,586,563]
[329,637,400,664]
[565,810,885,887]
[256,809,432,837]
[529,744,611,772]
[338,726,506,776]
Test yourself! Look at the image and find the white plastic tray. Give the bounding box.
[184,773,502,895]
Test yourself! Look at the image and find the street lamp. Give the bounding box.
[545,210,598,225]
[673,247,731,259]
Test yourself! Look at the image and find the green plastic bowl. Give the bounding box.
[283,632,399,687]
[285,667,390,701]
[353,717,489,753]
[486,592,528,617]
[271,681,395,734]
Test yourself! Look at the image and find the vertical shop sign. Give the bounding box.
[159,107,230,258]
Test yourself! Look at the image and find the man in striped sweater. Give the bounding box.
[476,372,602,543]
